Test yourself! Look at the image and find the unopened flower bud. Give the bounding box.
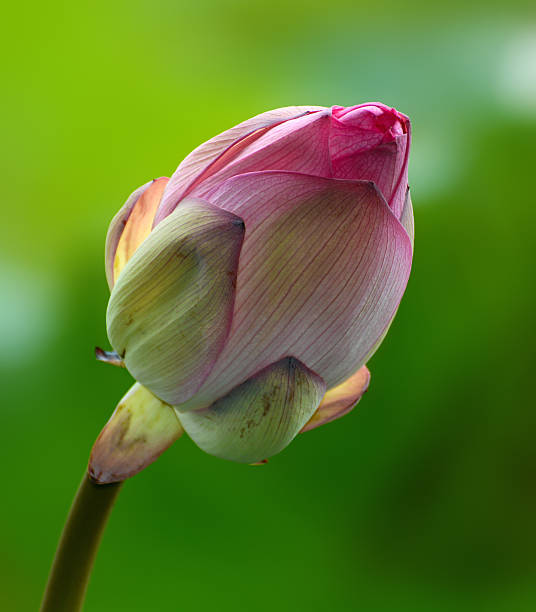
[91,103,414,481]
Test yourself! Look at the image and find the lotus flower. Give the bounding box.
[90,103,414,483]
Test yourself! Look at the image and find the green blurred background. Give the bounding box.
[2,1,536,610]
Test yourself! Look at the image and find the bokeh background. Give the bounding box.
[2,1,536,610]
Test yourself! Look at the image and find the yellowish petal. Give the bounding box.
[300,365,370,433]
[112,177,169,284]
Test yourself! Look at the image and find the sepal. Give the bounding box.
[89,383,183,484]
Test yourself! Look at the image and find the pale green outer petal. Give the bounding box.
[89,383,183,484]
[106,199,245,405]
[176,357,326,464]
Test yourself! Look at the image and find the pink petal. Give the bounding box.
[330,104,410,218]
[105,177,169,289]
[155,106,329,225]
[300,365,370,433]
[178,171,412,411]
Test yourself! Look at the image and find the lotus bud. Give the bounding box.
[92,103,413,481]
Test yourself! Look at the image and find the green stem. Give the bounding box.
[40,473,123,612]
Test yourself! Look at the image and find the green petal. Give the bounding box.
[106,199,245,405]
[176,357,326,463]
[89,383,183,484]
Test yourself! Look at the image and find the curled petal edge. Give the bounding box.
[400,187,414,251]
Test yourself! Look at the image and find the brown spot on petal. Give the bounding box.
[262,394,271,417]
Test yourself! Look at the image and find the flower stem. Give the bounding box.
[40,473,123,612]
